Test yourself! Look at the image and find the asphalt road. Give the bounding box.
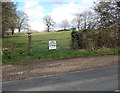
[2,66,118,91]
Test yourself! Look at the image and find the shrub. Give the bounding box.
[70,28,119,50]
[70,31,87,49]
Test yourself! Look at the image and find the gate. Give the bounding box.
[27,33,71,57]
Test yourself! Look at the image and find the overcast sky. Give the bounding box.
[13,0,97,31]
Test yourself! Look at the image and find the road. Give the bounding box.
[2,66,118,91]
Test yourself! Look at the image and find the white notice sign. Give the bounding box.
[49,41,57,50]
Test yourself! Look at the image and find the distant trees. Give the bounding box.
[2,0,119,36]
[71,11,97,31]
[43,15,55,32]
[61,20,70,30]
[72,14,83,31]
[16,11,30,33]
[81,11,97,30]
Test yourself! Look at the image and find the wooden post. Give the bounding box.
[27,32,32,55]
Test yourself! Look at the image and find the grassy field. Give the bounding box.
[2,31,119,64]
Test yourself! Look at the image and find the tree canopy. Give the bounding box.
[2,2,18,37]
[2,2,30,37]
[93,0,120,28]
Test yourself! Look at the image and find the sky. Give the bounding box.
[12,0,97,32]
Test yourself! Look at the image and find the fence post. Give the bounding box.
[27,32,32,55]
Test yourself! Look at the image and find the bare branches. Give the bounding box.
[72,11,97,31]
[16,11,30,33]
[43,15,55,32]
[61,20,70,30]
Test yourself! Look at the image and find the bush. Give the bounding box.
[70,31,87,49]
[70,28,119,50]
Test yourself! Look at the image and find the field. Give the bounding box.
[2,31,119,64]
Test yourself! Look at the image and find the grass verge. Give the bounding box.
[2,48,119,64]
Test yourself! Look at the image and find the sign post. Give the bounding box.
[27,32,32,55]
[49,41,57,50]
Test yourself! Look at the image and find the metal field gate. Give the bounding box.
[27,33,71,57]
[32,38,70,51]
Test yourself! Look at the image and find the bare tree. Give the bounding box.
[16,11,30,33]
[43,15,55,32]
[82,11,97,30]
[71,18,76,28]
[75,14,83,30]
[61,19,69,30]
[72,11,96,31]
[71,14,83,31]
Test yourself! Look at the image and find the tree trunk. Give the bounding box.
[77,22,80,31]
[11,28,14,35]
[47,26,50,32]
[78,26,80,31]
[2,28,6,38]
[2,30,5,38]
[2,34,4,38]
[18,28,21,33]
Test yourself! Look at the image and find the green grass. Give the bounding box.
[2,31,119,64]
